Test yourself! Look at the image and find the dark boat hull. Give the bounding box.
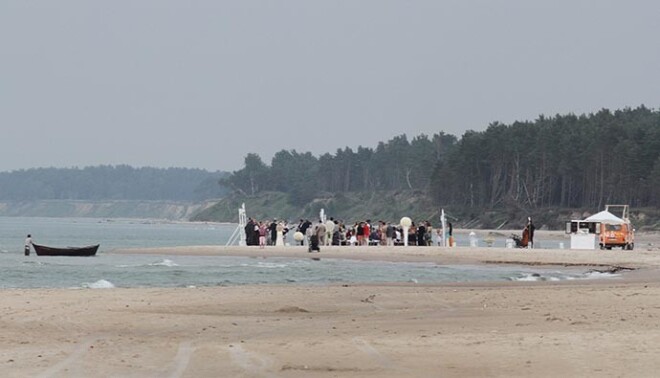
[32,243,99,257]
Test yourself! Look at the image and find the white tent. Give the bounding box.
[584,210,625,224]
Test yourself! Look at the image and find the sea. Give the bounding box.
[0,217,618,289]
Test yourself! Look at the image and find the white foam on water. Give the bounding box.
[83,279,115,289]
[254,262,289,269]
[513,271,622,282]
[512,273,544,282]
[22,260,45,265]
[584,271,621,279]
[149,259,179,267]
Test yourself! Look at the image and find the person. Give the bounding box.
[424,221,433,246]
[417,222,426,246]
[258,222,268,248]
[446,221,453,247]
[24,234,32,256]
[347,227,357,246]
[379,221,388,246]
[275,222,285,246]
[385,222,395,246]
[268,219,278,246]
[316,220,327,246]
[332,226,341,246]
[244,218,255,246]
[309,220,325,252]
[526,217,536,248]
[355,222,364,246]
[363,220,371,246]
[253,221,260,246]
[408,222,417,246]
[299,219,311,246]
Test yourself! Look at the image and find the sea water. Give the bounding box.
[0,217,234,251]
[0,217,614,289]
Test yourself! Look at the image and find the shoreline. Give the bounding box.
[4,235,660,376]
[111,241,660,270]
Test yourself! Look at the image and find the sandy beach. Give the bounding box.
[2,231,660,377]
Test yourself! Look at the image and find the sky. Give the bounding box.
[1,1,659,173]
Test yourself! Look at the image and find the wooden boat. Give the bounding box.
[32,243,100,256]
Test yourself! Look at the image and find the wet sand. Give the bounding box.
[2,231,660,377]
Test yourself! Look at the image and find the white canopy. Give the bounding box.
[584,210,625,224]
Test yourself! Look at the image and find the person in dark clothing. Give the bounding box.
[446,221,454,247]
[245,218,255,246]
[268,219,278,246]
[298,219,312,246]
[526,217,536,248]
[417,222,426,246]
[408,222,417,246]
[356,222,365,246]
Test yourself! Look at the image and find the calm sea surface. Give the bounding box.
[0,217,611,289]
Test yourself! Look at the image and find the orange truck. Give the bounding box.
[599,205,635,250]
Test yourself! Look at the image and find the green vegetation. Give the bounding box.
[432,106,660,209]
[194,191,660,231]
[192,190,436,224]
[208,106,660,229]
[0,165,228,201]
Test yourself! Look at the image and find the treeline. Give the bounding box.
[220,132,456,206]
[222,106,660,209]
[432,106,660,209]
[0,165,228,201]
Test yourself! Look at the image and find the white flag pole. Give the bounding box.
[441,209,447,247]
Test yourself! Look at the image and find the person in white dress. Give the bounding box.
[275,222,284,246]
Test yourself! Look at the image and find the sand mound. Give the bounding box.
[275,305,309,313]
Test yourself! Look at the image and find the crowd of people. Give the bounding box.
[243,217,454,248]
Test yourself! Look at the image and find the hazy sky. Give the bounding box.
[2,1,659,173]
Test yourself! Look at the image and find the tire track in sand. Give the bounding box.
[352,337,394,368]
[37,336,97,378]
[165,341,195,378]
[228,344,278,378]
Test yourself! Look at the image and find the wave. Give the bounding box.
[22,260,46,266]
[149,259,179,267]
[115,258,180,268]
[511,270,621,282]
[255,262,289,269]
[581,271,621,280]
[82,279,115,289]
[238,262,289,269]
[511,273,547,282]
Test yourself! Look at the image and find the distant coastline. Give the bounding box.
[0,199,217,220]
